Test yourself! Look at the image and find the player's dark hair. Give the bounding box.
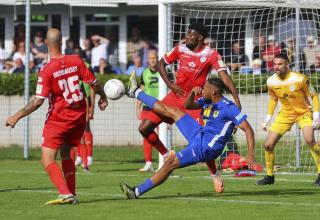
[188,23,208,38]
[274,53,289,62]
[207,77,227,94]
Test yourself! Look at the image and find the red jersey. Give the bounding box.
[163,44,227,94]
[36,55,96,123]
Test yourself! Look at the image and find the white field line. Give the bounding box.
[0,169,315,183]
[1,189,320,207]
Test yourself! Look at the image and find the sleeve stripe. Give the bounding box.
[216,67,228,72]
[163,56,170,65]
[35,95,47,99]
[87,79,97,85]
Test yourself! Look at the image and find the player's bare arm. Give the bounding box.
[218,70,241,109]
[91,81,108,111]
[5,97,44,128]
[238,119,257,169]
[88,86,95,119]
[157,58,184,96]
[184,90,201,110]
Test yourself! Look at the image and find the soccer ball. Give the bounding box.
[104,79,125,100]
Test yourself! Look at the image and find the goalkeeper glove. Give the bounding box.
[262,114,272,131]
[312,112,320,130]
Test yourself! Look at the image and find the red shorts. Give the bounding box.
[41,119,86,149]
[144,92,203,125]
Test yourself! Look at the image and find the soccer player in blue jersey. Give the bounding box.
[120,72,257,199]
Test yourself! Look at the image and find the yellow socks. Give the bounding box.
[265,150,275,176]
[310,144,320,173]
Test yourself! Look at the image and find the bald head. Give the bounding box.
[46,28,62,46]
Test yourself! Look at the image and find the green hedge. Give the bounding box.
[0,72,319,96]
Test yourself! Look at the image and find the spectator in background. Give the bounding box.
[262,35,281,72]
[285,37,305,71]
[140,38,157,68]
[82,38,92,64]
[127,27,144,65]
[90,35,109,73]
[0,39,7,71]
[12,58,25,73]
[126,53,144,76]
[13,41,34,71]
[314,55,320,73]
[4,59,15,74]
[14,24,25,47]
[205,37,217,49]
[31,32,48,71]
[226,41,248,72]
[303,35,320,72]
[64,38,75,55]
[253,36,266,71]
[252,59,262,75]
[98,58,113,75]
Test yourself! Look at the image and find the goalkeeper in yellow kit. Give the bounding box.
[257,53,320,185]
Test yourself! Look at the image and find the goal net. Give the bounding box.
[161,0,320,173]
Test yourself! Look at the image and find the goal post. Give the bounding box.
[159,0,320,173]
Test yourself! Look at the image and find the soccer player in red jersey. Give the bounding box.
[5,28,108,205]
[137,23,241,193]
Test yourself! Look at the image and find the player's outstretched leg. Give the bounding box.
[127,71,184,122]
[120,151,178,199]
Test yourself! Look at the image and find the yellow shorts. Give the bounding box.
[269,111,312,135]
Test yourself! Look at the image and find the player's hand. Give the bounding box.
[98,97,108,111]
[247,157,257,170]
[312,112,320,130]
[262,114,272,131]
[168,83,185,96]
[5,115,19,128]
[191,86,202,96]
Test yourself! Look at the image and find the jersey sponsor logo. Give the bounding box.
[53,66,78,78]
[290,85,296,91]
[36,84,43,94]
[235,112,245,121]
[149,76,159,86]
[188,61,195,68]
[213,110,219,118]
[37,77,43,82]
[200,56,207,63]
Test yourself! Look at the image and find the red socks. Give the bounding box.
[79,144,88,168]
[45,162,71,195]
[84,131,93,157]
[206,160,217,175]
[61,159,76,195]
[143,139,152,162]
[145,131,168,155]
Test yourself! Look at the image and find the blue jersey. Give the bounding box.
[196,96,247,149]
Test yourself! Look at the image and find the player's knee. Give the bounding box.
[264,143,274,151]
[139,121,156,137]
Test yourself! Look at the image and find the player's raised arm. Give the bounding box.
[237,119,257,169]
[218,70,241,109]
[157,58,184,96]
[5,97,44,128]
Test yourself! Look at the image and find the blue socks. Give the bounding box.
[136,91,158,109]
[136,179,154,196]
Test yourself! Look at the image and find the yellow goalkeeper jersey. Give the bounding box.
[267,71,316,115]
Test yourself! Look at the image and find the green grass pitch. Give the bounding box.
[0,147,319,220]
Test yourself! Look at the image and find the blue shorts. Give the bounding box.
[175,114,223,168]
